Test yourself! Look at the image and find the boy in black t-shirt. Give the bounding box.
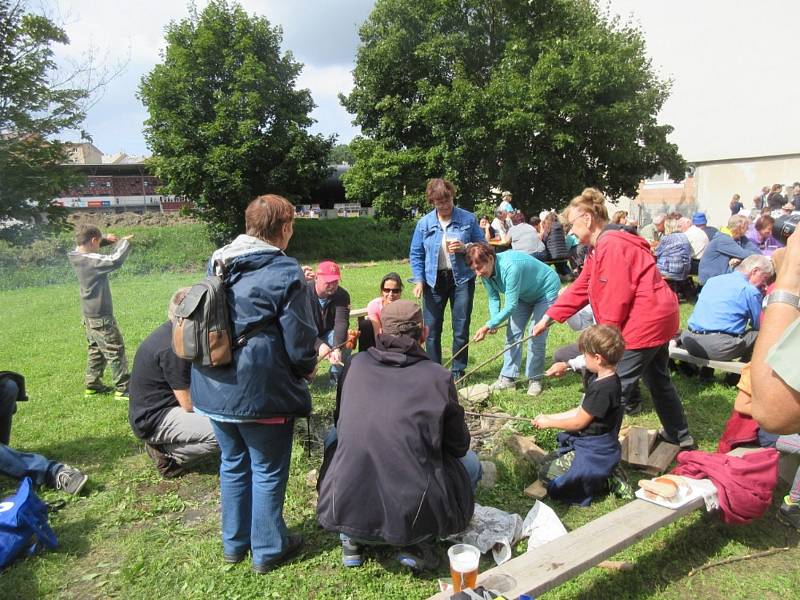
[532,325,626,505]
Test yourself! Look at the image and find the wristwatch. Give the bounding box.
[765,290,800,310]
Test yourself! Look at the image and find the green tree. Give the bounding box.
[342,0,685,222]
[0,0,87,242]
[329,143,354,165]
[139,0,333,243]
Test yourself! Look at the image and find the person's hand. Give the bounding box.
[447,239,464,254]
[546,362,570,378]
[328,348,343,366]
[318,344,331,361]
[531,316,550,337]
[413,282,423,299]
[122,234,134,241]
[473,325,490,342]
[301,265,315,281]
[480,217,490,229]
[729,257,741,268]
[104,234,119,243]
[531,414,549,429]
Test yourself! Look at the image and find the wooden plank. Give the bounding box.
[626,427,652,467]
[669,347,744,374]
[426,497,704,600]
[349,307,368,319]
[643,442,681,476]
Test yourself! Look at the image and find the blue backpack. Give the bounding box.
[0,477,58,569]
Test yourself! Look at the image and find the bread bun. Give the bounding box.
[638,477,678,499]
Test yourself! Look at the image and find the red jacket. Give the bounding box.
[547,229,679,349]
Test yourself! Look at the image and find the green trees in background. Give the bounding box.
[0,0,87,242]
[139,0,333,244]
[342,0,686,222]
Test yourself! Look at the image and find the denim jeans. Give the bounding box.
[324,426,482,492]
[210,419,294,566]
[423,271,475,376]
[323,329,351,380]
[499,295,556,381]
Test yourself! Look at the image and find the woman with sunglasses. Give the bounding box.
[366,273,404,334]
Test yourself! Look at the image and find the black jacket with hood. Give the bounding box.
[316,334,474,545]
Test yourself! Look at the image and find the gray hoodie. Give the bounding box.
[68,240,131,317]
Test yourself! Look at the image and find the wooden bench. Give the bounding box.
[668,346,744,375]
[350,307,368,320]
[427,496,705,600]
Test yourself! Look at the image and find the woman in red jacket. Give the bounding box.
[532,188,694,448]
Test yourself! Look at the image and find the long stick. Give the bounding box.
[687,547,789,577]
[444,323,508,369]
[464,410,532,423]
[455,329,539,387]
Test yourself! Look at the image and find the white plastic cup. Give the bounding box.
[448,544,480,593]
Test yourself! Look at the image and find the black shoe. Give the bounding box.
[723,372,741,387]
[395,541,441,574]
[624,403,642,416]
[223,552,247,564]
[252,534,304,574]
[657,428,697,450]
[698,367,715,384]
[145,443,185,479]
[777,501,800,531]
[676,361,699,377]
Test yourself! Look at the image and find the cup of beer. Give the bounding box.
[447,544,480,593]
[446,237,460,252]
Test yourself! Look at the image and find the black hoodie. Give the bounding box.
[317,334,474,545]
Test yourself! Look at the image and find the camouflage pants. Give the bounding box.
[83,315,129,392]
[538,450,575,485]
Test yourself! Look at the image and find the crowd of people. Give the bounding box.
[3,178,799,577]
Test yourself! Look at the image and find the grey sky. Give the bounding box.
[48,0,799,162]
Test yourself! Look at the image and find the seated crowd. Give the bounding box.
[3,179,799,579]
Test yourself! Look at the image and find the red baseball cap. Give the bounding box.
[316,261,341,283]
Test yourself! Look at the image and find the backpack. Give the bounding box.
[172,260,270,367]
[0,477,58,569]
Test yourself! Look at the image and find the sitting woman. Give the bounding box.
[359,273,404,350]
[533,325,626,506]
[467,243,560,396]
[611,210,628,225]
[655,218,692,283]
[746,214,781,256]
[540,212,571,277]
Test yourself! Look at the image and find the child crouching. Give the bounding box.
[533,324,625,506]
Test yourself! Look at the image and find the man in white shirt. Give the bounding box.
[679,215,709,276]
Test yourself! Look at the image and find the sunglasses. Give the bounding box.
[382,287,402,294]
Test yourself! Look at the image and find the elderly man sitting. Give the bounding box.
[639,213,666,245]
[680,255,774,380]
[698,214,761,285]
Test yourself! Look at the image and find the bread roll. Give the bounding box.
[638,477,678,499]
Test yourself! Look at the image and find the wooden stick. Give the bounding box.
[687,547,790,577]
[465,410,532,423]
[444,323,507,369]
[455,329,538,387]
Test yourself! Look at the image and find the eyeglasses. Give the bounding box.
[382,287,402,294]
[568,212,587,226]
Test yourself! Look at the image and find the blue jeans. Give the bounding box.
[0,377,60,487]
[423,271,475,376]
[323,329,351,380]
[324,426,482,492]
[500,295,556,381]
[210,419,294,566]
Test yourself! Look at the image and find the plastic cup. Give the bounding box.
[448,544,480,593]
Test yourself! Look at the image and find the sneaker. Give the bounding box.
[657,428,697,450]
[252,533,304,574]
[395,542,440,574]
[777,498,800,531]
[489,376,516,391]
[341,537,364,568]
[54,465,88,495]
[84,385,113,397]
[114,389,129,399]
[145,443,185,479]
[527,380,543,396]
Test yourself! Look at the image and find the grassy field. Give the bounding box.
[0,223,797,599]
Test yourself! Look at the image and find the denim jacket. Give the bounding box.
[409,206,484,287]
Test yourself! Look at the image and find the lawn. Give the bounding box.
[0,222,797,599]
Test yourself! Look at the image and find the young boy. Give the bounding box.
[532,324,625,506]
[68,225,133,398]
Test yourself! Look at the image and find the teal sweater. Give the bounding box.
[482,250,561,329]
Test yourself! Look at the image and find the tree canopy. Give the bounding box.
[0,0,87,241]
[139,0,333,243]
[341,0,686,222]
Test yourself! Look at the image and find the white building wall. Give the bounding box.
[693,154,800,227]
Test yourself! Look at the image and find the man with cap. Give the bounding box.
[305,261,351,385]
[316,299,481,573]
[498,191,514,214]
[690,211,718,241]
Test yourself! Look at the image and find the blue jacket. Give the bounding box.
[191,235,318,420]
[409,206,484,287]
[698,233,760,285]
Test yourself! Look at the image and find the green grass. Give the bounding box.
[0,246,798,598]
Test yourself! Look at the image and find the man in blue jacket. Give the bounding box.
[698,215,761,285]
[409,179,485,380]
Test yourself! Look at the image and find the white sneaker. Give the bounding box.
[527,380,543,396]
[489,376,516,391]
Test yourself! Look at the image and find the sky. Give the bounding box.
[42,0,800,162]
